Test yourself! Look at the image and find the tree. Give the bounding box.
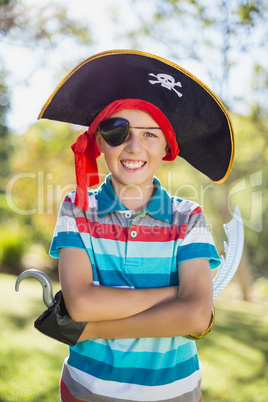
[0,0,93,274]
[0,67,11,188]
[116,0,268,112]
[1,0,93,130]
[1,0,91,48]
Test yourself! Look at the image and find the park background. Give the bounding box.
[0,0,267,400]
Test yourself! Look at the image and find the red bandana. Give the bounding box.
[71,99,180,210]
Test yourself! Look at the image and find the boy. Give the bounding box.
[38,50,234,401]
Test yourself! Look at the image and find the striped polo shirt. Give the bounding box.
[50,175,220,402]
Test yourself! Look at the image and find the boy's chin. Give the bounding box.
[112,172,154,187]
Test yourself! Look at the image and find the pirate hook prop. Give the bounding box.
[15,205,244,345]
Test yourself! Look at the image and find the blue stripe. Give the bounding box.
[93,253,175,273]
[68,349,200,386]
[72,338,196,369]
[97,267,134,288]
[127,240,181,258]
[95,268,176,288]
[80,232,91,248]
[91,237,180,258]
[177,243,221,269]
[90,336,192,354]
[91,237,125,257]
[49,232,85,258]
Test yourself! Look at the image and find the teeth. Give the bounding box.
[122,161,145,169]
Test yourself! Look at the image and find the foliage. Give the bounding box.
[159,111,268,277]
[119,0,268,112]
[0,0,93,126]
[0,63,12,188]
[1,273,267,401]
[1,121,77,274]
[0,0,91,47]
[229,113,268,275]
[0,223,31,275]
[0,0,93,274]
[0,120,109,275]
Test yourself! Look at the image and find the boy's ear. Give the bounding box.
[95,131,105,152]
[163,142,169,158]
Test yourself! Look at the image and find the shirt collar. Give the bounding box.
[97,175,128,218]
[145,177,172,223]
[97,174,172,223]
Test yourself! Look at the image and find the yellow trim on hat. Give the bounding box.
[38,49,235,182]
[212,115,235,183]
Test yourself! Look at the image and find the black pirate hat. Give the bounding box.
[38,50,234,209]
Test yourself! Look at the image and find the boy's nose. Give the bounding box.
[125,131,143,152]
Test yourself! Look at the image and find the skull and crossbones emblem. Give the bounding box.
[148,73,183,97]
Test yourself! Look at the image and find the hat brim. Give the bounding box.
[38,49,234,183]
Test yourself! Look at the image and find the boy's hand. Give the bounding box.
[59,247,179,323]
[77,286,179,343]
[34,290,87,346]
[75,259,213,340]
[77,321,97,342]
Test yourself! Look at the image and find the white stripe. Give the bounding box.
[87,193,98,210]
[181,229,215,246]
[65,360,203,401]
[65,191,76,203]
[172,199,199,214]
[189,202,201,213]
[63,191,98,209]
[92,281,133,289]
[53,215,79,236]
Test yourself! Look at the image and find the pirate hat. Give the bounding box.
[38,50,234,208]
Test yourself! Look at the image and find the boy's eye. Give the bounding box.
[144,132,157,138]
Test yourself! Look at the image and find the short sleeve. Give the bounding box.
[49,193,86,259]
[177,204,221,270]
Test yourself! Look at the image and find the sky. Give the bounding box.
[1,0,264,134]
[2,0,124,133]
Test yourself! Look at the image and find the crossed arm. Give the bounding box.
[59,247,213,341]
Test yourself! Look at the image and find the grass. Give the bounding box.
[0,273,267,401]
[0,273,66,402]
[199,300,268,401]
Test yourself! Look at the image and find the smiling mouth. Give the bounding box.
[121,160,146,170]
